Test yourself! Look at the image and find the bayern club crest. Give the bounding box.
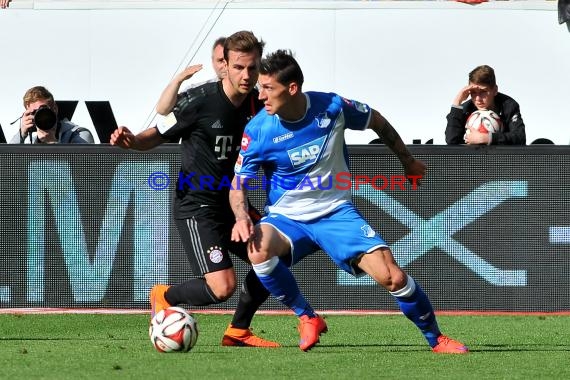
[207,246,224,263]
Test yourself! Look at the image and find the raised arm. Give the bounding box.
[155,65,203,115]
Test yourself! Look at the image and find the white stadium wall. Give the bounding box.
[0,0,568,145]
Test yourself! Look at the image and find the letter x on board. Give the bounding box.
[339,181,528,286]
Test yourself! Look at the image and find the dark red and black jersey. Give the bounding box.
[157,81,262,218]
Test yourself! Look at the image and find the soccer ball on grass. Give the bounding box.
[149,306,198,352]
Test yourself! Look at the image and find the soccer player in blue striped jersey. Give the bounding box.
[230,49,468,353]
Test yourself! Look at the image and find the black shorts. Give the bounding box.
[175,207,260,276]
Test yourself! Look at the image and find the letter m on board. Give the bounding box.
[27,161,169,302]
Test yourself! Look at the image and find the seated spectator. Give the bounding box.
[10,86,94,144]
[445,65,525,145]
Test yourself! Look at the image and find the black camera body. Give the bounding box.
[31,105,57,131]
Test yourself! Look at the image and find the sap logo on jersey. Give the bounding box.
[288,136,326,167]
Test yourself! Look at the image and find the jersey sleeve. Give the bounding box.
[234,116,265,178]
[491,98,526,145]
[335,94,372,131]
[156,89,201,139]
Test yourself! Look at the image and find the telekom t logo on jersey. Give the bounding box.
[214,135,235,160]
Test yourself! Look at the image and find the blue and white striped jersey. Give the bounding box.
[235,91,371,221]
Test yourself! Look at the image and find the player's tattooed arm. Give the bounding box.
[369,109,427,183]
[369,109,414,165]
[230,176,255,242]
[230,180,249,220]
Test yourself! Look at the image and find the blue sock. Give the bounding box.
[253,258,316,318]
[391,276,441,347]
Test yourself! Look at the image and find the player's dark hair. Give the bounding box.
[469,65,496,87]
[223,31,264,61]
[260,49,304,88]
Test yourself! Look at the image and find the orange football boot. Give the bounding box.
[432,335,469,354]
[221,324,280,347]
[298,314,328,351]
[149,284,172,319]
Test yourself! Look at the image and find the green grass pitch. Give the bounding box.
[0,313,569,379]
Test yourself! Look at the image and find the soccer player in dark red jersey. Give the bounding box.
[111,31,279,347]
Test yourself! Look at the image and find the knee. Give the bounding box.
[207,279,237,302]
[248,247,272,265]
[248,239,275,265]
[248,224,288,265]
[384,271,408,293]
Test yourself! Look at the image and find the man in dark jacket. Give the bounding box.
[445,65,525,145]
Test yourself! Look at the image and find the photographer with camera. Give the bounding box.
[9,86,94,144]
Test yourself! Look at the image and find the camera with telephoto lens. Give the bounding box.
[31,105,57,131]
